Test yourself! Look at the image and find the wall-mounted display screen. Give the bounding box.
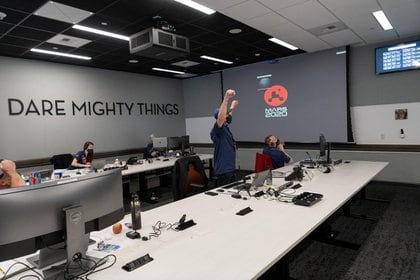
[375,40,420,74]
[223,47,349,143]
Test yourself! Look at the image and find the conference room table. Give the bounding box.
[2,160,387,280]
[121,153,213,194]
[88,160,387,279]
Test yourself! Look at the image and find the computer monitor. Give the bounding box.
[153,137,168,152]
[180,135,190,151]
[167,136,181,150]
[0,169,124,279]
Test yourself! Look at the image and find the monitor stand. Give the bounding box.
[27,206,105,280]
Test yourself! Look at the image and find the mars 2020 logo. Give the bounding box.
[264,85,288,118]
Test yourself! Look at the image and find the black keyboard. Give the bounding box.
[293,192,323,206]
[122,254,154,271]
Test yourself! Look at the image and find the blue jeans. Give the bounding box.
[216,172,236,187]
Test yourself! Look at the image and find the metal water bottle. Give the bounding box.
[266,168,273,186]
[131,193,142,230]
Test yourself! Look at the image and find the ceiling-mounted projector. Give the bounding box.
[129,28,189,61]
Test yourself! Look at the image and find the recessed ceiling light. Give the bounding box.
[129,59,139,63]
[30,48,91,60]
[372,10,393,31]
[73,25,129,41]
[101,22,108,26]
[200,55,233,64]
[152,67,185,75]
[52,46,59,50]
[255,53,261,57]
[229,28,242,34]
[268,37,299,51]
[173,0,215,15]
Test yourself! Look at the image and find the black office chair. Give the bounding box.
[172,155,209,201]
[50,153,74,169]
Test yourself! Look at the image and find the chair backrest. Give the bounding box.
[50,154,74,169]
[172,155,208,201]
[255,153,274,173]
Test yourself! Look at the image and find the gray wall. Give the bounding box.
[0,56,185,161]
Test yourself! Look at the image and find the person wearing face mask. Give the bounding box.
[71,141,94,169]
[263,135,293,169]
[210,89,239,186]
[0,159,26,189]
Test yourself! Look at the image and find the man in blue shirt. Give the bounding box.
[263,135,292,168]
[210,89,238,186]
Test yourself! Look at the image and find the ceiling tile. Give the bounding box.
[318,29,362,47]
[53,0,118,13]
[256,0,310,11]
[195,0,248,10]
[385,1,420,36]
[0,43,28,56]
[34,1,93,24]
[46,34,92,48]
[276,0,339,29]
[221,1,272,21]
[0,35,41,48]
[0,0,46,13]
[0,22,14,35]
[0,7,30,25]
[8,26,56,41]
[21,15,73,33]
[244,12,288,30]
[77,13,131,34]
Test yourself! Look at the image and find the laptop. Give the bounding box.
[251,169,270,187]
[91,159,106,170]
[233,169,270,190]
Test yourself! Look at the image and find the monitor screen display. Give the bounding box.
[375,40,420,74]
[0,169,124,269]
[153,137,168,150]
[167,136,181,150]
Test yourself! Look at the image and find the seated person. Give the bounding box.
[144,134,160,159]
[0,159,26,188]
[71,141,94,169]
[263,135,293,169]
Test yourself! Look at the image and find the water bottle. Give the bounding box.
[266,168,273,186]
[36,172,42,184]
[131,193,142,230]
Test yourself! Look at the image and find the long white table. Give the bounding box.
[122,154,213,176]
[2,161,387,280]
